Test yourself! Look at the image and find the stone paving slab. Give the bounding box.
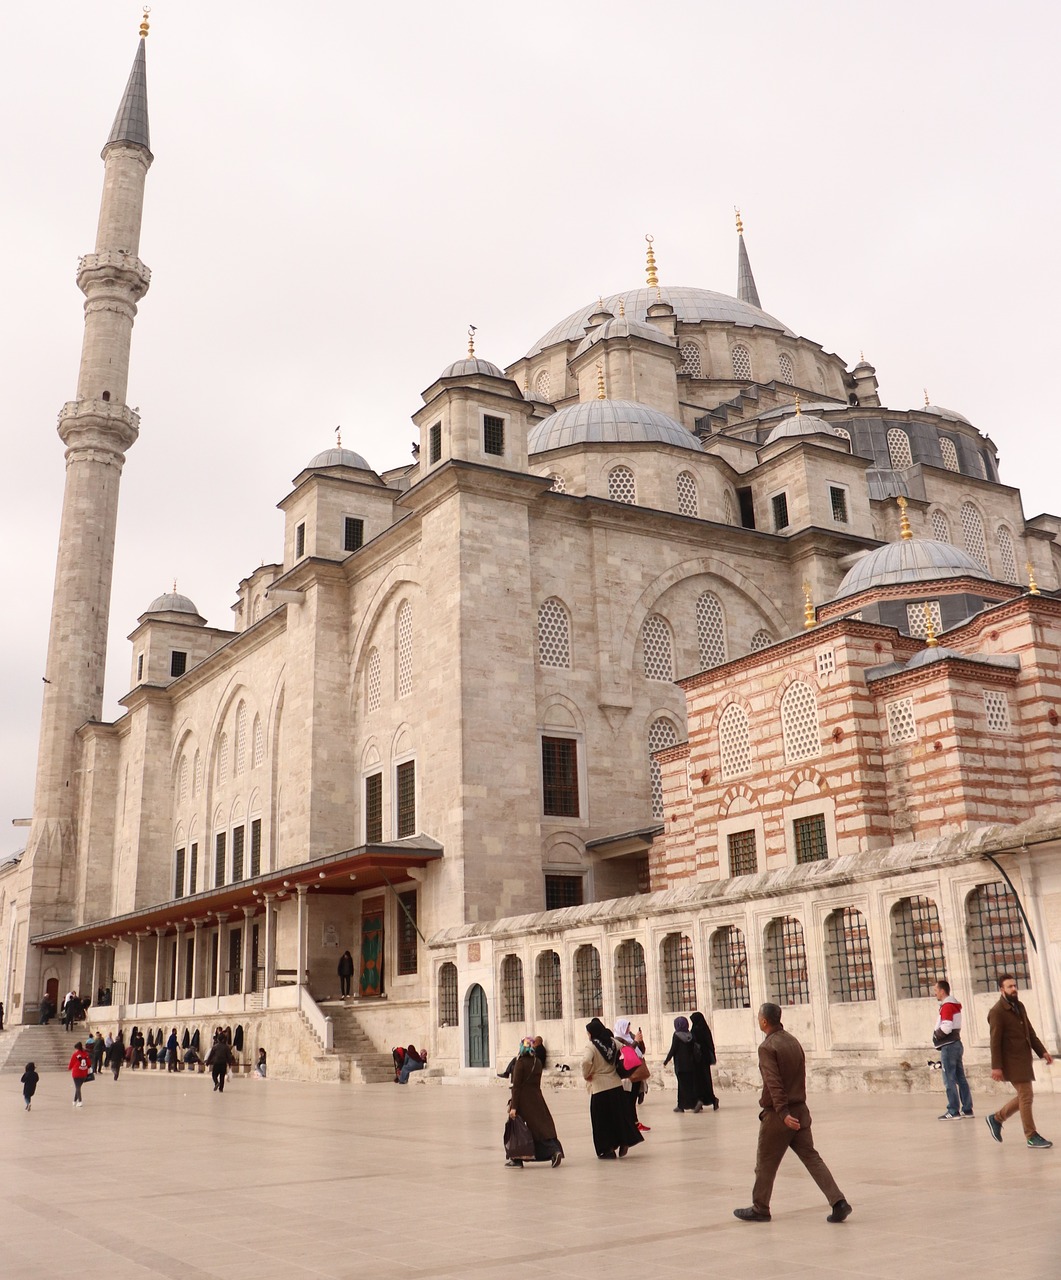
[3,1070,1059,1279]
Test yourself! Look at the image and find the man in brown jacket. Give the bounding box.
[734,1004,852,1223]
[985,974,1053,1149]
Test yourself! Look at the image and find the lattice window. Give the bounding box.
[536,949,563,1020]
[366,647,381,712]
[825,907,876,1002]
[608,465,636,505]
[772,492,789,531]
[217,734,229,785]
[231,825,245,882]
[764,916,809,1005]
[501,954,525,1023]
[661,933,697,1010]
[364,773,382,843]
[550,473,566,493]
[832,425,851,442]
[939,437,960,472]
[253,715,265,768]
[816,650,835,677]
[906,600,942,638]
[887,428,913,469]
[535,369,551,401]
[234,702,247,776]
[891,896,945,998]
[676,470,698,517]
[731,344,752,380]
[574,944,603,1018]
[189,843,198,895]
[429,422,441,465]
[542,736,579,817]
[214,831,226,888]
[642,614,674,681]
[778,352,794,383]
[648,717,678,819]
[696,592,726,668]
[978,452,991,480]
[983,690,1011,733]
[710,926,750,1009]
[887,697,917,744]
[483,414,505,457]
[397,601,413,698]
[397,891,418,975]
[750,630,773,652]
[174,847,186,900]
[793,813,828,864]
[722,489,735,525]
[252,596,263,622]
[537,597,571,669]
[193,751,202,798]
[396,759,416,837]
[830,486,848,523]
[250,818,262,877]
[781,681,820,764]
[438,962,458,1026]
[679,343,702,377]
[931,510,950,542]
[960,502,988,569]
[718,703,751,780]
[967,882,1029,993]
[727,829,757,877]
[997,527,1018,583]
[344,516,365,553]
[615,940,648,1015]
[178,756,188,806]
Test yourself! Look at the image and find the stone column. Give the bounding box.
[190,919,205,1004]
[262,894,276,1009]
[214,913,228,998]
[296,885,309,986]
[173,924,186,1004]
[153,928,167,1004]
[241,907,256,995]
[129,933,142,1006]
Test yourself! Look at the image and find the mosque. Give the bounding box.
[3,19,1060,1086]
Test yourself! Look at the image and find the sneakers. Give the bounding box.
[504,1159,523,1168]
[550,1152,563,1168]
[938,1112,960,1120]
[827,1199,853,1224]
[1027,1133,1053,1149]
[733,1207,771,1222]
[961,1111,974,1118]
[636,1122,651,1131]
[985,1114,1003,1143]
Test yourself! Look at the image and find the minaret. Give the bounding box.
[734,207,762,309]
[13,15,153,1017]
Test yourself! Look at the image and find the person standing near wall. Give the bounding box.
[985,974,1054,1149]
[338,950,354,998]
[933,980,973,1120]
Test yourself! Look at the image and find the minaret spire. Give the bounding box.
[735,207,762,310]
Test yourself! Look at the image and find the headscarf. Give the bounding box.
[586,1018,617,1064]
[674,1016,690,1032]
[517,1036,535,1057]
[612,1017,633,1044]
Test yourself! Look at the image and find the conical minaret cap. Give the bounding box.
[736,219,762,310]
[104,37,151,156]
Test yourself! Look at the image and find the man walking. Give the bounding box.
[985,974,1053,1149]
[933,980,973,1119]
[734,1004,852,1224]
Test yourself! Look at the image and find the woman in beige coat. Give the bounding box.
[581,1018,643,1159]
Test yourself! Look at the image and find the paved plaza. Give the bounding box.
[3,1069,1060,1279]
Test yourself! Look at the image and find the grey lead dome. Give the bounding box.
[306,447,372,471]
[834,539,990,601]
[528,399,703,454]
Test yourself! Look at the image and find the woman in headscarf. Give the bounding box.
[690,1011,719,1110]
[506,1037,564,1168]
[663,1016,700,1113]
[613,1018,650,1133]
[581,1019,644,1159]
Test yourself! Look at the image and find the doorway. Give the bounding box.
[45,977,59,1019]
[359,896,384,997]
[467,983,489,1067]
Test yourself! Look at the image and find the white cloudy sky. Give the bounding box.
[2,1,1059,851]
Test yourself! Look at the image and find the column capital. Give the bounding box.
[242,905,256,920]
[213,912,229,925]
[296,883,309,899]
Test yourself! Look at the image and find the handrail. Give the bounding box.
[296,983,333,1051]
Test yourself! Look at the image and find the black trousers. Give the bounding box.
[339,975,351,996]
[211,1064,227,1092]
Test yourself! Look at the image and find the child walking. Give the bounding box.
[21,1062,39,1111]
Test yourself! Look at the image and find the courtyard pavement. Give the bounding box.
[3,1067,1059,1279]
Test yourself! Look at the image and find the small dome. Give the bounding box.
[440,357,505,380]
[573,315,674,358]
[306,446,372,471]
[764,413,841,445]
[144,591,204,622]
[528,399,702,454]
[924,404,972,425]
[834,538,991,601]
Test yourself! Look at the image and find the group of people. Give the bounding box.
[392,1044,427,1083]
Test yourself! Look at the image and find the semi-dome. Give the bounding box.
[306,446,372,471]
[764,413,841,445]
[528,399,703,454]
[440,356,505,380]
[528,285,793,357]
[573,315,675,358]
[143,591,205,623]
[834,539,991,601]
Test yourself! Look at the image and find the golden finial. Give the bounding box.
[172,577,177,593]
[794,391,801,417]
[1027,561,1041,595]
[860,350,865,363]
[734,206,744,235]
[924,609,939,648]
[596,361,606,400]
[897,495,913,540]
[617,296,626,318]
[335,425,342,449]
[467,325,477,359]
[802,582,815,630]
[140,6,151,38]
[645,234,658,289]
[924,388,930,408]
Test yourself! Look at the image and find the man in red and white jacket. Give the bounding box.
[933,980,974,1119]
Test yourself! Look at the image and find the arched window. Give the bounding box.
[750,629,773,652]
[887,428,913,469]
[234,701,247,776]
[608,465,637,505]
[193,751,202,798]
[178,756,189,806]
[252,715,265,768]
[217,733,229,786]
[960,502,988,569]
[817,365,827,391]
[537,598,571,669]
[825,907,876,1002]
[437,962,459,1026]
[781,681,820,764]
[641,614,674,681]
[966,883,1029,993]
[661,932,697,1010]
[396,601,413,698]
[906,600,942,639]
[890,895,945,998]
[501,954,525,1024]
[778,352,794,383]
[930,510,950,543]
[575,944,603,1018]
[549,473,566,493]
[832,425,851,442]
[676,471,698,517]
[614,940,648,1015]
[978,452,991,480]
[710,926,750,1009]
[679,343,703,377]
[939,437,960,472]
[718,703,751,779]
[535,949,563,1020]
[731,344,752,380]
[366,647,381,712]
[997,526,1018,583]
[764,916,809,1005]
[696,592,726,669]
[722,489,735,525]
[534,369,551,401]
[648,717,678,819]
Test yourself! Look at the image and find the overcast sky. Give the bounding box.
[2,1,1059,852]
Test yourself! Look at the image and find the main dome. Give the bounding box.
[834,539,991,601]
[528,399,703,454]
[528,286,793,357]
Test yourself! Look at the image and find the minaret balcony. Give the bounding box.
[76,251,151,299]
[57,399,140,451]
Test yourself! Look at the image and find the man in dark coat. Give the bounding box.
[337,950,354,998]
[985,974,1054,1148]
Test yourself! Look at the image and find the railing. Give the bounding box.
[296,984,333,1052]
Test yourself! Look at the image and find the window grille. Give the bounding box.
[648,717,678,819]
[231,825,245,881]
[397,891,418,975]
[696,592,726,668]
[214,832,226,888]
[960,502,988,569]
[235,702,247,776]
[676,471,698,517]
[574,944,603,1018]
[537,598,571,668]
[188,843,198,895]
[886,696,917,744]
[170,650,187,678]
[483,414,505,456]
[397,602,413,698]
[253,715,265,769]
[193,752,202,798]
[542,737,579,816]
[545,874,583,910]
[829,486,848,523]
[501,954,525,1022]
[939,437,960,472]
[967,882,1029,992]
[550,473,566,493]
[174,847,186,900]
[997,527,1018,583]
[679,343,702,377]
[764,916,809,1005]
[136,653,144,682]
[396,760,416,837]
[983,690,1011,733]
[816,650,835,677]
[719,703,751,779]
[366,648,381,712]
[931,510,950,542]
[722,489,735,525]
[535,370,551,401]
[781,681,820,764]
[253,596,262,622]
[891,896,945,998]
[365,773,383,843]
[536,950,563,1020]
[178,757,189,806]
[793,813,828,863]
[429,422,442,465]
[906,600,942,638]
[832,425,851,442]
[344,516,364,552]
[217,734,229,785]
[608,465,637,505]
[710,926,750,1009]
[887,428,913,470]
[727,829,757,877]
[250,818,262,877]
[772,492,789,530]
[661,932,697,1010]
[731,344,752,380]
[778,352,794,383]
[750,629,773,652]
[825,907,876,1002]
[295,522,306,559]
[642,614,674,681]
[438,962,458,1026]
[614,940,648,1015]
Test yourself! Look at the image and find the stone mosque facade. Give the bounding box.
[3,26,1061,1087]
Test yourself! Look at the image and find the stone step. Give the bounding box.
[0,1025,87,1074]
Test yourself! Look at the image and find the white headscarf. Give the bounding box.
[613,1017,633,1044]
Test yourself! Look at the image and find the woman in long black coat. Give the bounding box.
[663,1016,699,1112]
[507,1038,564,1168]
[690,1010,719,1110]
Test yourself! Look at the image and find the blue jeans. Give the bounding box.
[939,1041,973,1115]
[398,1059,425,1084]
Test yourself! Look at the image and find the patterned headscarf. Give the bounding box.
[517,1036,535,1057]
[586,1018,618,1064]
